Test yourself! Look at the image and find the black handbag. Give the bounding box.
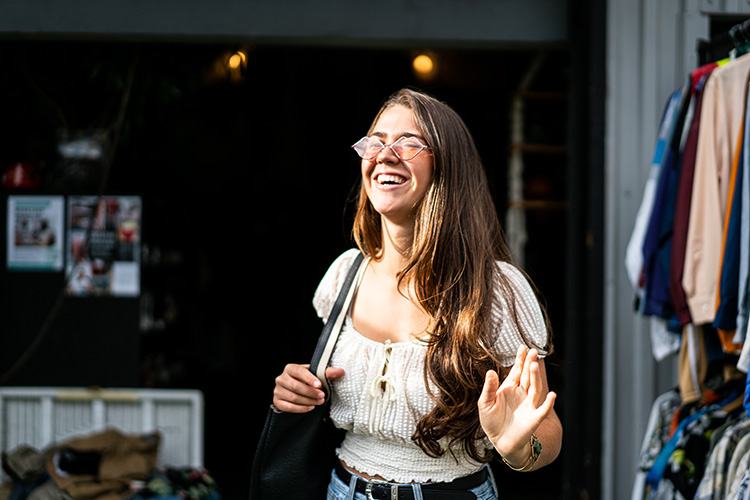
[250,252,365,500]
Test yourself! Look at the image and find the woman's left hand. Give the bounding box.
[477,345,557,468]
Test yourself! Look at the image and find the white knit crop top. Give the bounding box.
[312,249,549,483]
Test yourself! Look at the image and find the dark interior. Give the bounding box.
[0,41,570,499]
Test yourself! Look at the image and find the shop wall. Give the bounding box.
[604,2,692,498]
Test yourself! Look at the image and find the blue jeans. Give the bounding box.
[326,465,498,500]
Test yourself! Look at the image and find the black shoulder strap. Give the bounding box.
[308,252,365,395]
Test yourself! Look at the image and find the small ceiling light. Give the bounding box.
[228,51,246,70]
[412,54,434,76]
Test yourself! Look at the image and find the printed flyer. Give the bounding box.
[66,195,141,297]
[7,195,65,271]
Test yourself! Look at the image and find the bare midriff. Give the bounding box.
[340,460,433,483]
[341,460,390,481]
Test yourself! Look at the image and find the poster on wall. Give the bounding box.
[6,195,65,271]
[65,195,141,297]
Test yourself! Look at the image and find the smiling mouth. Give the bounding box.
[377,174,406,185]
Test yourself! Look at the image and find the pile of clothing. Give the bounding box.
[0,429,220,500]
[633,380,750,499]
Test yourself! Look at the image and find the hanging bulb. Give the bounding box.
[225,50,247,83]
[413,54,433,74]
[227,50,246,70]
[412,52,438,80]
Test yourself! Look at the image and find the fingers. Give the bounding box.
[520,347,541,391]
[501,345,527,388]
[478,370,500,410]
[538,391,557,417]
[326,366,346,381]
[273,363,327,413]
[500,346,549,410]
[480,348,556,459]
[519,349,531,391]
[524,391,557,434]
[526,360,541,403]
[504,345,539,389]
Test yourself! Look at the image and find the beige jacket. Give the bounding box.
[683,52,750,325]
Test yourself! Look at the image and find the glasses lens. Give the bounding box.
[352,137,384,159]
[392,137,426,160]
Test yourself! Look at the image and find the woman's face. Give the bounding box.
[361,105,434,225]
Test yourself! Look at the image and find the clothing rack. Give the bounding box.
[629,12,750,498]
[697,18,750,66]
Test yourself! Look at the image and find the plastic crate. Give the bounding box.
[0,386,204,475]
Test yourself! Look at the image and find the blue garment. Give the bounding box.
[737,79,750,342]
[642,80,691,322]
[628,88,682,306]
[740,81,750,417]
[646,389,740,490]
[326,467,498,500]
[645,404,715,490]
[715,138,744,331]
[7,473,50,500]
[735,469,750,499]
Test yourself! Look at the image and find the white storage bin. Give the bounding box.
[0,386,204,478]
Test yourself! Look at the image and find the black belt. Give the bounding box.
[334,462,486,500]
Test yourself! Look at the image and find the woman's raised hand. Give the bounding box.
[272,363,345,413]
[477,345,556,467]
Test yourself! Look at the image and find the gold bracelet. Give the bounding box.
[501,434,542,472]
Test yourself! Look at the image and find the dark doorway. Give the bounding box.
[0,41,570,499]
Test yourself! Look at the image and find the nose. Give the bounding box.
[375,142,399,163]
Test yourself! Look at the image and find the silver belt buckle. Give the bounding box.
[364,478,397,500]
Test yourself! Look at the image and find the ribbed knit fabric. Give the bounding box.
[312,249,549,483]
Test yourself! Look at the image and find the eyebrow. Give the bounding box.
[371,131,426,142]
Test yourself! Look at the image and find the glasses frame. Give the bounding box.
[351,136,432,161]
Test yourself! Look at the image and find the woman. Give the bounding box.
[273,88,562,499]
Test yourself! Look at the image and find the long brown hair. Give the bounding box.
[352,88,552,463]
